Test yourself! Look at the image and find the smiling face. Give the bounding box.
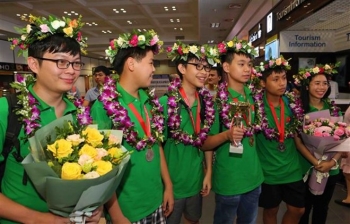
[261,70,287,97]
[28,51,81,94]
[308,74,329,100]
[178,58,210,88]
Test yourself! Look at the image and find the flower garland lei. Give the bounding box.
[99,76,164,150]
[326,98,341,117]
[216,81,254,136]
[253,89,304,140]
[166,78,215,147]
[11,74,92,137]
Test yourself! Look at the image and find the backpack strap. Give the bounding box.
[4,93,23,162]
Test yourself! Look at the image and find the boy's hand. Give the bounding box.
[201,175,211,197]
[226,126,244,143]
[85,206,103,223]
[162,187,174,217]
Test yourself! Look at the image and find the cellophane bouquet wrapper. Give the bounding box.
[22,114,130,218]
[300,110,350,195]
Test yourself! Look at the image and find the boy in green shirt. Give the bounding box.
[202,37,264,224]
[253,56,305,223]
[160,42,220,224]
[0,14,105,223]
[91,30,173,223]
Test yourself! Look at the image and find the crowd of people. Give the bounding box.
[0,13,350,224]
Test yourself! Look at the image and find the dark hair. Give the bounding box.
[175,53,201,79]
[28,34,81,62]
[221,51,253,65]
[93,65,111,76]
[300,74,331,113]
[260,67,286,82]
[112,45,158,75]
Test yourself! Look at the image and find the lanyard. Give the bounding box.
[128,103,151,137]
[179,88,201,134]
[268,97,285,143]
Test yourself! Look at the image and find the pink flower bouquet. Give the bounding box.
[301,110,350,195]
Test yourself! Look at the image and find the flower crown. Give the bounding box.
[255,55,291,75]
[106,29,163,63]
[166,41,221,66]
[9,14,88,57]
[217,37,257,58]
[293,62,340,86]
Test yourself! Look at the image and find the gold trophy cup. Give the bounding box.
[229,101,251,148]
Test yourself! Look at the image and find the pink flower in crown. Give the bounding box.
[110,39,116,50]
[177,45,183,55]
[19,43,27,50]
[77,32,82,41]
[269,60,274,67]
[201,46,205,53]
[12,39,19,45]
[150,35,159,46]
[129,35,138,47]
[166,46,172,52]
[305,72,311,78]
[40,24,51,33]
[235,42,242,50]
[217,43,226,53]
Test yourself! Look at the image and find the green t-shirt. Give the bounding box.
[159,94,204,199]
[90,83,163,222]
[209,86,264,195]
[298,101,340,176]
[0,86,77,224]
[256,94,302,184]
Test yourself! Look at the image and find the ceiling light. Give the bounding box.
[123,11,126,13]
[143,29,147,31]
[210,23,220,28]
[138,29,141,32]
[16,14,21,16]
[121,8,124,11]
[172,6,175,8]
[23,13,27,16]
[207,40,214,44]
[170,19,174,22]
[67,13,71,16]
[174,28,177,30]
[177,19,180,22]
[164,6,168,9]
[180,28,183,31]
[102,30,106,33]
[228,4,241,9]
[64,11,67,14]
[173,8,176,11]
[107,30,112,33]
[71,11,75,13]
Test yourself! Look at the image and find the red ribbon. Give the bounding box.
[179,88,201,134]
[128,104,151,137]
[267,97,285,143]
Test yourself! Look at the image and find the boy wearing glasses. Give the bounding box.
[159,42,220,224]
[0,15,106,223]
[83,65,111,107]
[201,37,263,224]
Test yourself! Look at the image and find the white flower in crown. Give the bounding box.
[172,43,178,50]
[21,35,26,41]
[209,47,218,56]
[312,67,320,74]
[189,45,198,54]
[138,35,145,42]
[116,37,124,47]
[247,49,251,53]
[324,64,331,70]
[26,24,32,34]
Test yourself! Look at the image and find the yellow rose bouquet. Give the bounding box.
[22,114,130,223]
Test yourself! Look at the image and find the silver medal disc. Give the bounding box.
[278,142,286,152]
[146,148,154,161]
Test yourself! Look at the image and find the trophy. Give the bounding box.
[229,101,251,153]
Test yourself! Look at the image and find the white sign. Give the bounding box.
[250,24,262,42]
[266,12,273,33]
[280,31,334,52]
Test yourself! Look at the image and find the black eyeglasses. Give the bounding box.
[187,63,212,72]
[35,57,84,71]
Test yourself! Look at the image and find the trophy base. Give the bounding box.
[229,144,243,154]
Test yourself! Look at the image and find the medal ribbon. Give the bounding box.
[128,103,151,137]
[268,97,285,143]
[179,88,201,134]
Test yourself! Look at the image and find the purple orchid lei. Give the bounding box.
[167,78,215,147]
[326,98,341,117]
[253,89,304,140]
[216,81,254,137]
[99,76,164,151]
[11,74,92,137]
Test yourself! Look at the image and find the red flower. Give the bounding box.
[110,39,116,50]
[166,46,172,52]
[177,45,183,55]
[217,43,226,53]
[319,67,325,74]
[129,35,138,47]
[76,32,82,42]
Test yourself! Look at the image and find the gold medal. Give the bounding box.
[249,136,254,147]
